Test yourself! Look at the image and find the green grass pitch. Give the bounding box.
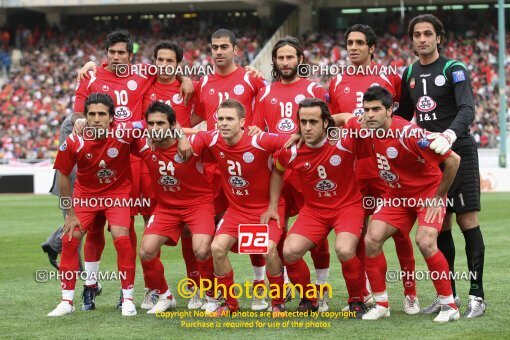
[1,193,509,339]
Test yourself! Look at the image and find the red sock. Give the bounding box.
[215,270,239,311]
[113,235,135,290]
[393,232,416,296]
[141,256,168,295]
[142,250,160,288]
[276,228,287,262]
[341,255,364,303]
[84,228,105,262]
[285,258,316,302]
[197,257,214,286]
[365,252,387,294]
[60,237,81,291]
[181,234,200,289]
[267,271,285,305]
[129,218,137,262]
[425,251,453,297]
[356,237,370,297]
[250,254,265,267]
[310,238,330,269]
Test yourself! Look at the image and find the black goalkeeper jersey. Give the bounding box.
[395,56,475,147]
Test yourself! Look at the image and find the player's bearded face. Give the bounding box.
[211,37,237,68]
[346,32,374,66]
[299,107,327,145]
[86,103,113,136]
[107,42,132,70]
[155,48,178,81]
[147,112,172,144]
[217,108,244,140]
[362,100,392,130]
[412,22,440,57]
[275,45,301,80]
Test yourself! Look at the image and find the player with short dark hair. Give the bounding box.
[395,14,486,318]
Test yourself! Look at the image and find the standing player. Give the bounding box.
[276,99,367,317]
[329,24,418,313]
[141,41,204,310]
[192,99,287,315]
[48,93,137,317]
[192,29,270,310]
[252,36,332,311]
[333,86,461,323]
[395,14,486,317]
[134,101,215,314]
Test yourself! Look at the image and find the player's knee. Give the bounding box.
[211,241,227,259]
[283,245,301,264]
[139,248,157,262]
[335,244,355,262]
[456,212,479,229]
[415,236,436,258]
[194,246,210,261]
[262,242,278,260]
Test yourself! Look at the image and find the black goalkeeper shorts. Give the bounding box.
[447,137,481,214]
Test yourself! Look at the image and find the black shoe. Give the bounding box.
[41,243,59,270]
[297,299,318,313]
[349,300,368,319]
[117,289,123,311]
[82,285,99,311]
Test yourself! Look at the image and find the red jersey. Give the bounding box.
[53,127,135,198]
[133,138,213,208]
[194,130,286,213]
[194,66,267,129]
[329,64,401,180]
[277,137,361,210]
[252,78,328,134]
[74,66,154,122]
[142,80,200,128]
[346,116,450,196]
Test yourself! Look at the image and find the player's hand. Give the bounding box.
[61,214,82,241]
[72,118,87,136]
[177,136,192,161]
[245,65,265,79]
[429,129,457,155]
[284,133,304,149]
[424,197,445,224]
[260,207,281,228]
[179,77,194,107]
[247,125,262,136]
[76,61,98,82]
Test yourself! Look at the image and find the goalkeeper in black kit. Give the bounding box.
[395,14,486,318]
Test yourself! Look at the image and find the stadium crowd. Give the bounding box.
[0,18,507,161]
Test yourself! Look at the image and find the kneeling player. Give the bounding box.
[134,101,215,314]
[277,99,367,317]
[48,93,137,317]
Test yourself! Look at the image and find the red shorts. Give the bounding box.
[283,170,304,217]
[216,206,285,245]
[358,177,388,216]
[289,203,364,246]
[130,155,156,216]
[371,191,446,234]
[144,204,215,246]
[75,204,131,232]
[204,163,228,215]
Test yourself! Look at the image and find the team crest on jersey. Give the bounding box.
[416,96,437,112]
[370,83,380,88]
[102,85,109,92]
[209,89,215,95]
[352,108,365,116]
[96,168,115,180]
[329,155,341,166]
[172,93,183,105]
[410,78,415,89]
[159,175,179,187]
[59,141,67,151]
[219,152,225,158]
[114,106,133,121]
[344,87,350,94]
[150,93,157,100]
[271,98,277,105]
[386,147,398,159]
[435,75,446,86]
[127,80,138,91]
[174,154,184,163]
[314,179,337,192]
[107,148,118,158]
[294,94,306,104]
[379,170,399,183]
[277,118,296,133]
[229,176,249,189]
[234,84,245,95]
[152,155,157,161]
[86,153,93,159]
[304,162,311,169]
[243,152,255,163]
